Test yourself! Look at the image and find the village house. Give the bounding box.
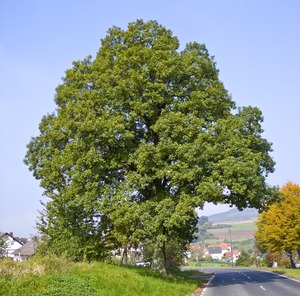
[0,232,36,261]
[188,242,238,262]
[13,240,36,261]
[206,245,223,260]
[187,244,205,262]
[0,232,23,259]
[219,242,231,255]
[224,249,240,263]
[188,244,204,254]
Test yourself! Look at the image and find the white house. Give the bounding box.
[0,232,23,259]
[206,245,223,260]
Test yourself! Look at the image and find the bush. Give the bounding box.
[0,254,73,280]
[236,250,255,267]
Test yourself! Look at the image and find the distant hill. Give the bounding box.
[208,208,258,224]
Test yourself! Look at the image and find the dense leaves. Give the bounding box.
[0,238,8,258]
[235,250,255,267]
[255,182,300,267]
[25,20,276,270]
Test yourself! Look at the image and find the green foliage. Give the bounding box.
[41,275,97,296]
[0,238,8,258]
[24,19,277,270]
[143,239,186,269]
[232,239,254,253]
[0,257,201,296]
[0,255,72,280]
[235,250,255,267]
[209,224,231,229]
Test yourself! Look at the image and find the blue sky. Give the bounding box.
[0,0,299,237]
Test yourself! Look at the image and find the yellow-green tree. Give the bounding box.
[255,182,300,267]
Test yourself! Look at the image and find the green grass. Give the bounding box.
[203,221,257,245]
[230,222,257,231]
[208,221,257,232]
[0,257,203,296]
[258,267,300,280]
[187,261,232,268]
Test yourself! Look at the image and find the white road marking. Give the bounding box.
[201,275,215,296]
[239,272,251,280]
[260,285,266,291]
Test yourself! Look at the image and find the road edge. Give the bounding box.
[249,268,300,284]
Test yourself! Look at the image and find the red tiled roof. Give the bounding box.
[219,243,228,250]
[224,250,240,257]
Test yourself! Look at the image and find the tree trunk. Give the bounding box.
[151,246,167,274]
[151,225,168,274]
[288,253,295,269]
[121,246,128,265]
[162,240,168,270]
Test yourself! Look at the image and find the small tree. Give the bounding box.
[236,250,255,267]
[0,237,8,258]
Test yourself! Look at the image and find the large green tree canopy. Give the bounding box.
[25,20,276,266]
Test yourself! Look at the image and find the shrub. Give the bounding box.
[236,250,255,267]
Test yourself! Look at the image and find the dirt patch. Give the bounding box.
[191,274,213,296]
[192,285,204,296]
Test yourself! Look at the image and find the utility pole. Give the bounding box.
[229,229,234,267]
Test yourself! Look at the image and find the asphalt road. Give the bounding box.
[186,267,300,296]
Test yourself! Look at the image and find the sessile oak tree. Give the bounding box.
[255,182,300,268]
[25,20,277,272]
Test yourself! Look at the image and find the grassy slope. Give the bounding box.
[206,208,258,241]
[196,209,258,246]
[208,208,258,224]
[260,267,300,280]
[0,257,203,296]
[206,220,257,243]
